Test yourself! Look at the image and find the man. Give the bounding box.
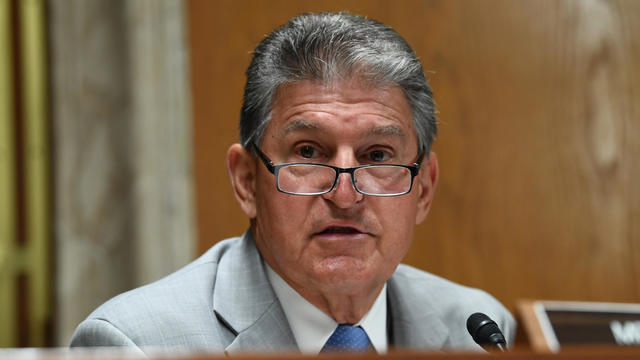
[71,12,515,354]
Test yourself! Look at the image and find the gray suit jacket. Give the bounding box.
[71,231,515,354]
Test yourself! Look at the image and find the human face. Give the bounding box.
[247,79,437,297]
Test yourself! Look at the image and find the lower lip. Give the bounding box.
[313,231,369,241]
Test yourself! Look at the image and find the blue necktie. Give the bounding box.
[321,324,372,353]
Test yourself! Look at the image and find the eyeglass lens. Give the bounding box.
[277,164,412,195]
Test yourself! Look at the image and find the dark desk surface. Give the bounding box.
[2,346,640,360]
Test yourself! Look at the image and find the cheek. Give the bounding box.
[377,198,418,254]
[383,195,418,227]
[254,183,314,243]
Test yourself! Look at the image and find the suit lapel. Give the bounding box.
[212,231,297,353]
[387,273,449,350]
[224,300,298,353]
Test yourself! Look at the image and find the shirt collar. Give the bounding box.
[265,263,388,354]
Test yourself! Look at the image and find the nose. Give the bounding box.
[322,170,364,208]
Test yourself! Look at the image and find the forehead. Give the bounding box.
[266,79,415,142]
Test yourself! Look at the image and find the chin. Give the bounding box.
[311,258,379,291]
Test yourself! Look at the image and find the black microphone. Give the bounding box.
[466,312,506,352]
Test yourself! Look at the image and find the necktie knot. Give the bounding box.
[321,324,372,353]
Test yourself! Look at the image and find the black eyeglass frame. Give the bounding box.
[250,142,425,197]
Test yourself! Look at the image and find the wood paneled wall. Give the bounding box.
[187,0,640,314]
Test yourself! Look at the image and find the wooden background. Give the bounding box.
[187,0,640,317]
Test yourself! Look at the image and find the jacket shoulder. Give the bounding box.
[70,236,242,351]
[390,264,516,348]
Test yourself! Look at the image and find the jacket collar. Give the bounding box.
[212,231,297,353]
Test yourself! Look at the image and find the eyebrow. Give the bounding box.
[282,120,321,136]
[368,124,406,138]
[281,120,406,139]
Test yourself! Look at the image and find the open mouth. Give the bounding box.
[318,226,363,235]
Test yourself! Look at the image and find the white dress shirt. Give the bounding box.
[265,263,388,354]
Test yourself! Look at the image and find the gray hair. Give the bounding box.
[240,12,437,154]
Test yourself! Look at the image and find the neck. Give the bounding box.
[305,287,384,324]
[277,268,384,324]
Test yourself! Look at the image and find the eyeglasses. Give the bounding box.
[251,143,424,197]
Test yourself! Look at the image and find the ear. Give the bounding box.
[415,151,439,225]
[226,143,257,218]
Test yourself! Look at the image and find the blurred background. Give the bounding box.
[1,0,638,348]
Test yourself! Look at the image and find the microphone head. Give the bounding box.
[466,312,506,348]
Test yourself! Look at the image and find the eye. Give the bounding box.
[297,145,318,159]
[367,149,391,162]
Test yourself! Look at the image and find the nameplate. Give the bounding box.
[530,301,640,351]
